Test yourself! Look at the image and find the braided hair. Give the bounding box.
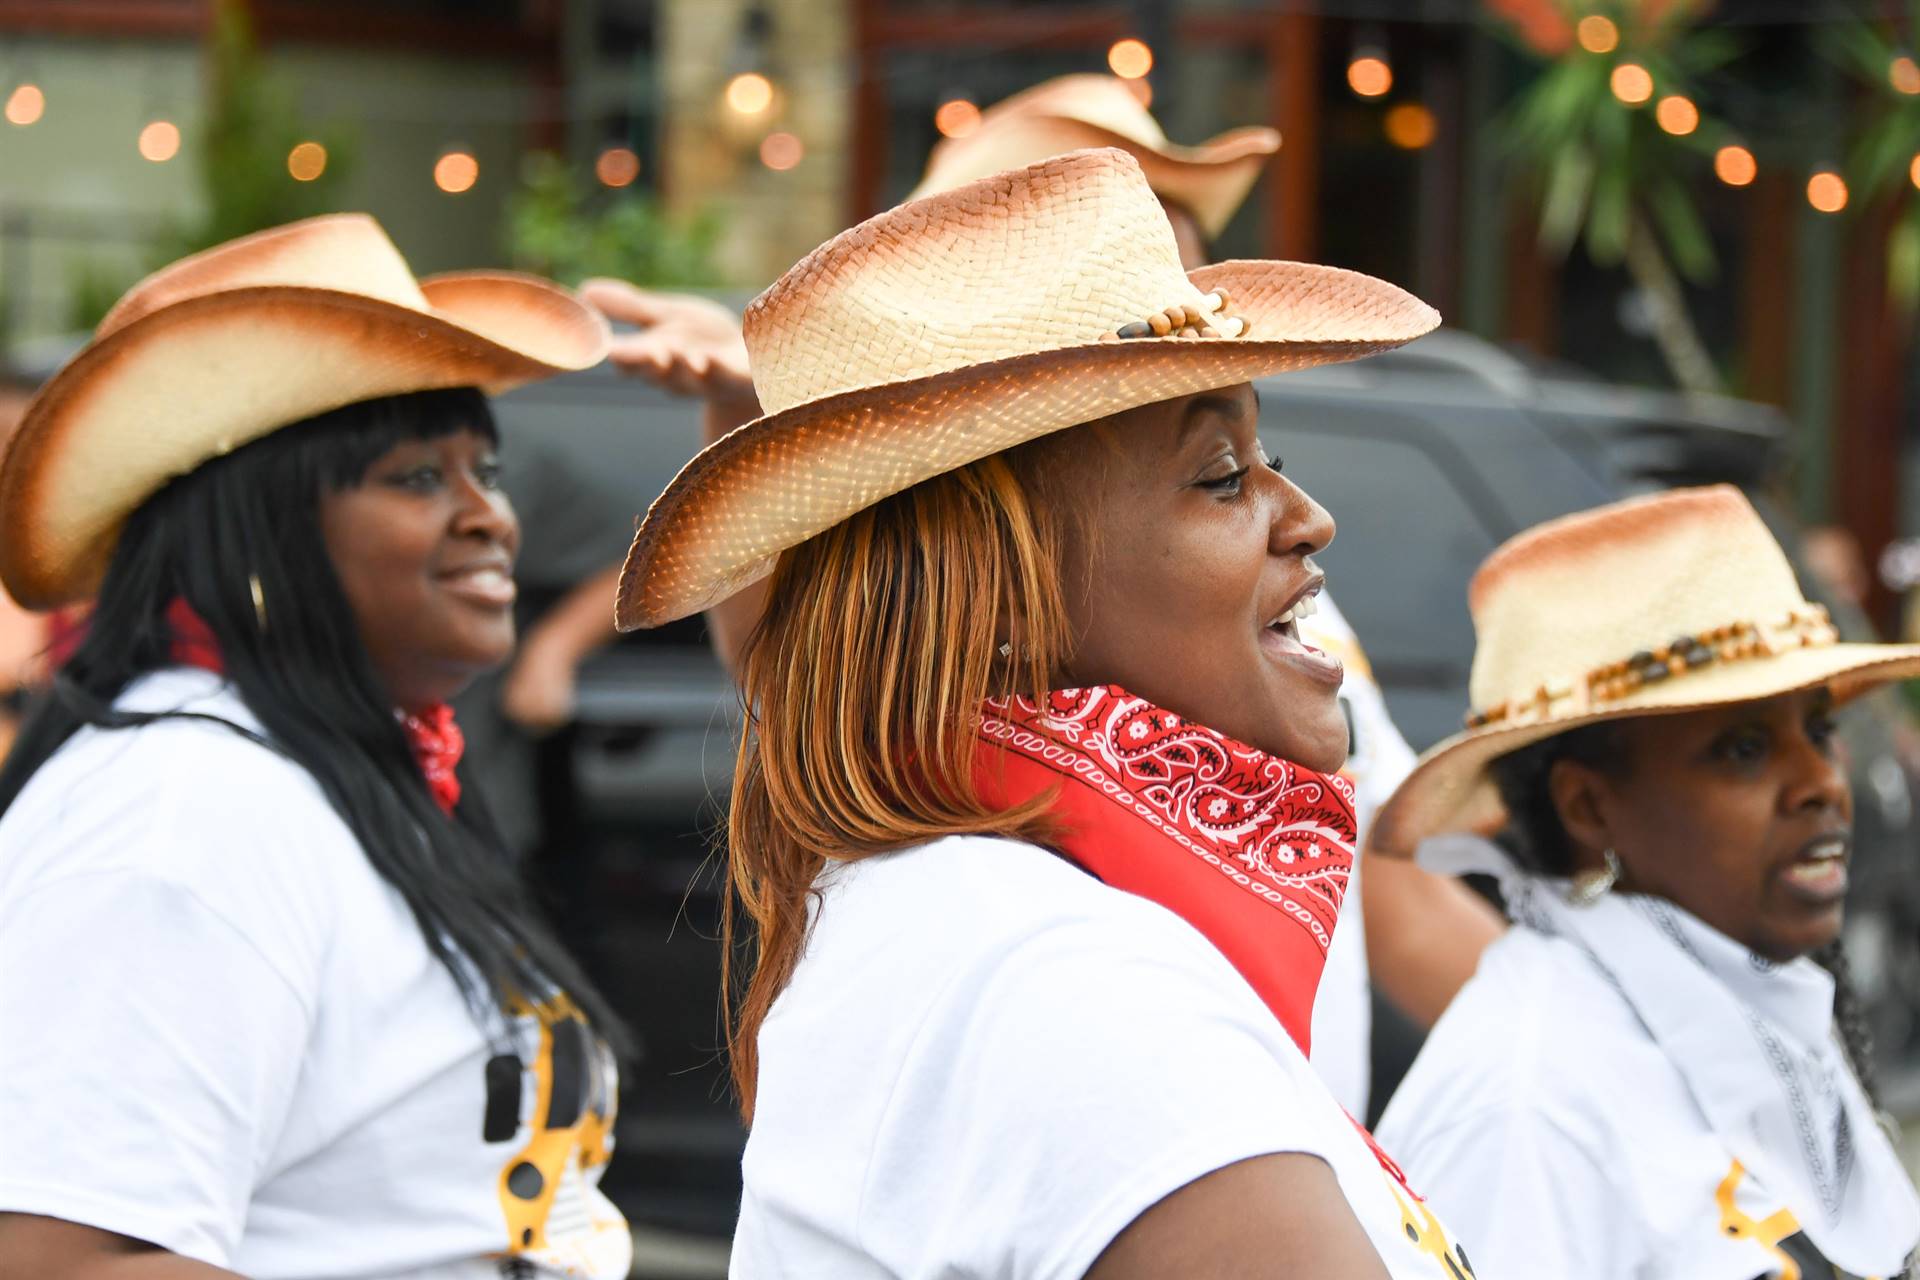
[1488,721,1880,1108]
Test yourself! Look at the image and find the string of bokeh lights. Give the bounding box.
[4,18,1917,213]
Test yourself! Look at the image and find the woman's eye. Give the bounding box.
[1712,728,1769,765]
[392,466,443,492]
[475,460,503,490]
[1807,713,1839,752]
[1264,454,1284,474]
[1198,465,1251,495]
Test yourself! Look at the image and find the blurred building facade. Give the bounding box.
[1,0,1916,634]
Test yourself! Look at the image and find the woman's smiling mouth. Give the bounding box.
[437,558,517,609]
[1258,578,1343,686]
[1777,831,1849,906]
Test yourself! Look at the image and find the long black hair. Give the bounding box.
[0,387,627,1055]
[1490,722,1878,1105]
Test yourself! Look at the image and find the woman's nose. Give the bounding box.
[451,473,519,547]
[1270,475,1335,559]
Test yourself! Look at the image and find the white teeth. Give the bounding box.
[1273,609,1296,627]
[1297,594,1318,619]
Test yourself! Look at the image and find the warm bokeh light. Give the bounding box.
[1892,54,1920,95]
[1124,76,1152,107]
[595,145,641,188]
[1806,170,1848,214]
[1575,15,1620,54]
[287,141,328,182]
[1609,62,1653,105]
[1347,55,1392,98]
[760,131,803,171]
[1383,102,1436,150]
[1107,38,1154,80]
[138,120,180,162]
[434,150,479,194]
[934,98,981,139]
[1654,94,1699,136]
[725,71,774,117]
[1713,144,1757,186]
[4,83,44,126]
[1910,153,1920,191]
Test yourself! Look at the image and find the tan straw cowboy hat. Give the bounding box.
[0,213,609,609]
[1369,485,1920,858]
[908,74,1280,239]
[616,147,1438,630]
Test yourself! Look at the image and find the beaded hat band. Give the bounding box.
[1369,486,1920,860]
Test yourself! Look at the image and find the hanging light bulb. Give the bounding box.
[1575,15,1619,54]
[138,119,180,162]
[1347,50,1392,98]
[435,149,479,194]
[1107,38,1153,80]
[725,72,774,117]
[1654,94,1699,135]
[1609,63,1654,105]
[287,141,328,182]
[760,131,803,171]
[1891,53,1920,95]
[5,82,44,126]
[1713,144,1757,187]
[934,98,982,139]
[1806,169,1848,214]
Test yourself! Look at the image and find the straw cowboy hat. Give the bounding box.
[617,147,1438,630]
[0,213,609,610]
[1369,485,1920,858]
[908,74,1281,239]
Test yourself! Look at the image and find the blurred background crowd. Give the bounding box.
[3,0,1920,1274]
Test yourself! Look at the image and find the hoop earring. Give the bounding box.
[1568,848,1621,906]
[248,573,269,634]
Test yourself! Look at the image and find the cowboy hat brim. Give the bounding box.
[909,117,1281,239]
[0,272,608,609]
[616,258,1439,630]
[1368,641,1920,860]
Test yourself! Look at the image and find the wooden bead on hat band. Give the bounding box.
[1463,604,1841,732]
[1100,289,1250,341]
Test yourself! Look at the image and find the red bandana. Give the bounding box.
[165,599,464,814]
[974,685,1356,1054]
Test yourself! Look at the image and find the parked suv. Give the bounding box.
[489,326,1920,1232]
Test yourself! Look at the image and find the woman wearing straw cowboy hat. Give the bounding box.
[576,71,1503,1121]
[1369,486,1920,1280]
[621,146,1471,1277]
[0,216,635,1278]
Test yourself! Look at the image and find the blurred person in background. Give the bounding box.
[1370,487,1920,1280]
[0,216,635,1280]
[578,73,1503,1119]
[621,146,1469,1278]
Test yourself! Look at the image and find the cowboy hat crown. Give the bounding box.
[0,213,608,609]
[617,148,1439,630]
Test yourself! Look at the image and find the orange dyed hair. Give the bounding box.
[724,444,1076,1117]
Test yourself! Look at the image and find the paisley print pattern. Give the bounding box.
[976,685,1357,1052]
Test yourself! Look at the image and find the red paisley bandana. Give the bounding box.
[974,685,1357,1054]
[165,599,464,815]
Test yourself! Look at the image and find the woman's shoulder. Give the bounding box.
[1,669,350,893]
[818,832,1226,963]
[1380,923,1697,1157]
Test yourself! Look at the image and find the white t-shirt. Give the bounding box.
[1377,921,1902,1279]
[1303,593,1418,1119]
[730,834,1473,1279]
[0,669,631,1279]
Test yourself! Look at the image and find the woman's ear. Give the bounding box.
[1547,757,1615,870]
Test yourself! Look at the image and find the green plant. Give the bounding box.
[506,153,725,288]
[1831,3,1920,311]
[161,0,356,261]
[1490,0,1738,394]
